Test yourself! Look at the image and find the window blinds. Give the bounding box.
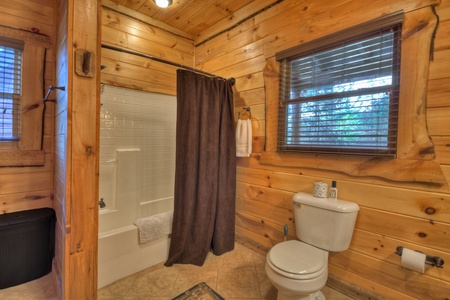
[0,38,23,141]
[277,13,403,157]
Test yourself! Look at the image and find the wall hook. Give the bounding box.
[43,85,65,103]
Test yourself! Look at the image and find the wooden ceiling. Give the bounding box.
[109,0,256,37]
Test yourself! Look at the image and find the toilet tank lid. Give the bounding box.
[293,192,359,213]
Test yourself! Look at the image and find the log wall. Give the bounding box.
[100,0,195,95]
[54,0,100,298]
[0,1,55,214]
[99,0,450,298]
[195,0,450,299]
[54,0,68,296]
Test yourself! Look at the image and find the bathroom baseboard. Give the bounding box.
[326,274,390,300]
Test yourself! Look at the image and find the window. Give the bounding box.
[277,17,402,157]
[0,26,49,167]
[263,9,445,184]
[0,38,23,142]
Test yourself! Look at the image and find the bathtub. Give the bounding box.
[98,86,176,288]
[98,223,171,289]
[97,149,174,288]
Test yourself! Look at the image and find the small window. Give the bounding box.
[0,38,23,142]
[277,20,402,157]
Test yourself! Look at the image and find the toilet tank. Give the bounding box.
[293,192,359,252]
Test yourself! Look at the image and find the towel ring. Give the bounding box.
[238,107,251,120]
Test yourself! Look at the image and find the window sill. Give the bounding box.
[262,6,447,186]
[0,150,45,167]
[260,151,447,185]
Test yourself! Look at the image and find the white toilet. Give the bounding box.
[265,192,359,300]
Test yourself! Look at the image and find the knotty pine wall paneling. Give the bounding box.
[0,1,55,214]
[54,0,69,297]
[55,0,100,298]
[195,0,450,299]
[101,2,195,95]
[0,0,56,297]
[95,0,450,298]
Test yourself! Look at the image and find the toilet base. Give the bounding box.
[265,261,327,300]
[277,290,325,300]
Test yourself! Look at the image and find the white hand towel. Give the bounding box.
[236,119,252,157]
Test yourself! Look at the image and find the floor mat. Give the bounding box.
[172,282,225,300]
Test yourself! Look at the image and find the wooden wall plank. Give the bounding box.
[0,170,53,196]
[100,6,193,95]
[102,26,193,66]
[236,197,295,231]
[329,250,450,299]
[234,87,265,107]
[236,182,294,210]
[433,136,450,164]
[0,190,53,214]
[66,0,100,297]
[236,225,273,255]
[238,167,450,222]
[98,0,450,297]
[102,8,194,55]
[0,0,54,36]
[212,55,268,79]
[236,211,296,244]
[427,78,450,108]
[428,107,450,135]
[429,53,450,80]
[195,0,276,44]
[54,0,69,296]
[237,155,450,193]
[350,229,450,281]
[47,0,450,298]
[328,265,417,300]
[434,19,450,51]
[234,72,265,92]
[356,207,449,252]
[103,0,194,40]
[101,53,177,88]
[196,0,439,64]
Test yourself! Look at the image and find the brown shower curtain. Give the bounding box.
[165,69,236,266]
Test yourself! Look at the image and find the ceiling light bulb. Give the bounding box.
[154,0,172,8]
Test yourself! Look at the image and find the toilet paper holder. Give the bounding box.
[395,246,444,268]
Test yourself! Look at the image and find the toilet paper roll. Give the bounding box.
[401,248,426,273]
[313,182,328,198]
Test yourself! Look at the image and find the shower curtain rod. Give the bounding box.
[101,44,235,85]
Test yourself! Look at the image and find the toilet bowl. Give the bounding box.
[265,192,359,300]
[265,240,328,300]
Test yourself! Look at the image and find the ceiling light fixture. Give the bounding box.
[153,0,172,8]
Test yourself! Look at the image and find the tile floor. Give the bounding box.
[98,243,354,300]
[0,272,57,300]
[0,243,355,300]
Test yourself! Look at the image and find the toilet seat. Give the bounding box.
[268,240,327,280]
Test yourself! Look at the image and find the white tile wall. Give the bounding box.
[99,85,176,212]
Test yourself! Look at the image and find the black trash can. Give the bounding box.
[0,208,55,289]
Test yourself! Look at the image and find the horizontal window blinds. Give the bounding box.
[277,13,403,157]
[0,38,23,141]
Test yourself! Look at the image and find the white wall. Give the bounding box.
[99,85,176,221]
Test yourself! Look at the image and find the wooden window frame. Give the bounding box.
[0,26,50,167]
[261,7,446,185]
[277,23,402,157]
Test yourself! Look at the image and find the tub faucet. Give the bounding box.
[99,198,106,208]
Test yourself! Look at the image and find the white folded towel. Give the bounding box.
[134,211,173,245]
[236,119,252,157]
